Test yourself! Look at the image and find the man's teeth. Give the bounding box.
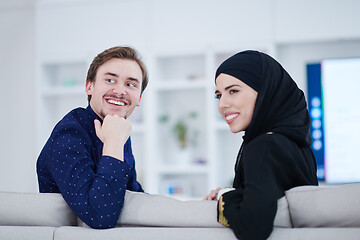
[226,114,238,121]
[108,99,125,106]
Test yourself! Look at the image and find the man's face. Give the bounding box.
[86,58,142,119]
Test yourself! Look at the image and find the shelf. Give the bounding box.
[42,61,88,89]
[40,86,85,97]
[154,80,207,91]
[157,165,208,175]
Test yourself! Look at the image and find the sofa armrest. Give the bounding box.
[0,192,76,227]
[286,183,360,228]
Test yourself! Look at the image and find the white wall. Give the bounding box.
[1,0,360,193]
[274,0,360,43]
[0,4,37,192]
[277,40,360,97]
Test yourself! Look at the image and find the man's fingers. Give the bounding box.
[94,119,101,131]
[94,119,103,140]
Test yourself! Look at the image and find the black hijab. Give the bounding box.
[215,51,316,240]
[215,50,312,148]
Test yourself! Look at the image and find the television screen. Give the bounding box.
[307,58,360,183]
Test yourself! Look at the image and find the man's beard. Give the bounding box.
[102,94,130,119]
[100,110,128,119]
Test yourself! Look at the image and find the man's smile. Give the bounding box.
[107,99,125,106]
[104,95,129,107]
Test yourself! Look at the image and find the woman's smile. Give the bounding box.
[224,112,239,124]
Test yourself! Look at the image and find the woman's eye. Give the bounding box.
[229,89,239,94]
[215,94,221,99]
[106,79,115,83]
[127,82,136,87]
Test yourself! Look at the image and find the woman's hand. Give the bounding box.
[203,187,222,200]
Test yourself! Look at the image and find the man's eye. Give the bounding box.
[107,79,115,83]
[127,82,136,87]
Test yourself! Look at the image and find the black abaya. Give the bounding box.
[215,51,318,240]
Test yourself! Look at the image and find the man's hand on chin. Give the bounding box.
[94,115,132,161]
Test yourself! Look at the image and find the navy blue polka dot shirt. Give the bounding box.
[37,105,143,229]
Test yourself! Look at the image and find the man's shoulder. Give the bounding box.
[50,107,93,135]
[55,107,88,127]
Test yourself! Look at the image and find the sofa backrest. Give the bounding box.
[273,196,292,228]
[285,183,360,228]
[118,191,224,228]
[0,192,76,227]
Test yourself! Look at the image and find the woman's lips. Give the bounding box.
[224,112,239,124]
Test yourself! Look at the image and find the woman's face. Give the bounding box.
[215,73,258,133]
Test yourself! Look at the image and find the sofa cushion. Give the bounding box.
[269,227,360,240]
[117,191,224,227]
[0,192,76,227]
[55,226,237,240]
[0,226,56,240]
[285,183,360,227]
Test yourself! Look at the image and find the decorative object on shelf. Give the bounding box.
[159,111,198,149]
[174,111,198,149]
[187,74,204,81]
[159,111,199,166]
[62,77,77,87]
[173,119,188,148]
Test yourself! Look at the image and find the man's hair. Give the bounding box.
[86,46,149,103]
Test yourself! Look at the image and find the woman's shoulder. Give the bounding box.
[244,132,299,161]
[248,132,294,148]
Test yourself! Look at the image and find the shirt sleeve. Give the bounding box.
[43,124,133,229]
[219,136,290,240]
[123,137,144,192]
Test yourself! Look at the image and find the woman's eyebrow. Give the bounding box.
[225,84,242,90]
[215,84,242,94]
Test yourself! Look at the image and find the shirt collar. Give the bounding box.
[86,105,103,123]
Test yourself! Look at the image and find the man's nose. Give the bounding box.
[113,84,126,95]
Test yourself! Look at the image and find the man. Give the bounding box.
[37,46,148,229]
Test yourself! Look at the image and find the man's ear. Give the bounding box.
[136,94,142,107]
[85,80,93,95]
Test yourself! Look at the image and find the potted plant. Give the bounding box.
[159,111,198,165]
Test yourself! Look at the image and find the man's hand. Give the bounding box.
[94,115,132,161]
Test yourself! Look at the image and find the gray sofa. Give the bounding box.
[1,183,360,240]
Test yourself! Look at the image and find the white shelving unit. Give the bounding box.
[36,46,271,200]
[140,48,247,200]
[36,57,89,154]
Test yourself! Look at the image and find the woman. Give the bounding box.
[204,50,318,240]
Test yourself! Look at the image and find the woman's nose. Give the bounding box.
[218,95,230,110]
